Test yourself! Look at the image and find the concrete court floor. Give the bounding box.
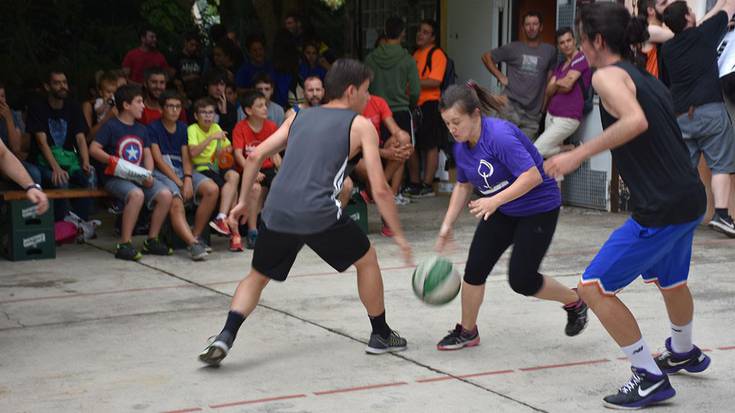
[1,196,734,413]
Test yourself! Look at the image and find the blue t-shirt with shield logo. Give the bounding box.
[453,116,560,216]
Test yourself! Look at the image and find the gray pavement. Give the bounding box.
[1,196,734,413]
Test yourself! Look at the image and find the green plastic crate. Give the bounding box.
[344,193,368,234]
[1,228,56,261]
[0,199,54,232]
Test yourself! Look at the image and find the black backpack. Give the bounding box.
[577,73,594,116]
[422,46,457,92]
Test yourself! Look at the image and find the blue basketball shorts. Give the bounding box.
[581,215,703,295]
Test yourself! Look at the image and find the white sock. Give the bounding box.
[622,338,662,376]
[216,213,226,220]
[670,321,693,353]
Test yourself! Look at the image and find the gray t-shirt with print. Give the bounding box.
[491,41,557,114]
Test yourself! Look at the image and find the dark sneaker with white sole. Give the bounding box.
[437,324,480,351]
[198,331,234,366]
[603,367,675,410]
[709,214,735,238]
[564,299,589,336]
[365,330,407,354]
[654,337,711,374]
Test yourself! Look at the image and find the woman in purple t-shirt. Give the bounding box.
[434,82,588,351]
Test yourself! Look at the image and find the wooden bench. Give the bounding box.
[0,189,109,261]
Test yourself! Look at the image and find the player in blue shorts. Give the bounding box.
[545,2,717,409]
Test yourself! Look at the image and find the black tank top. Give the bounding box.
[599,60,705,227]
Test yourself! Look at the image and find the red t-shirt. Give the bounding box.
[232,119,278,169]
[122,48,170,84]
[361,95,392,144]
[139,106,188,125]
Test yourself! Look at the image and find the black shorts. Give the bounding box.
[252,215,371,281]
[260,167,276,188]
[416,100,446,150]
[200,169,227,188]
[387,110,413,143]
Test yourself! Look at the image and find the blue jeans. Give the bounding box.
[39,166,96,221]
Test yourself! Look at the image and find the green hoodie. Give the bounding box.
[365,44,420,113]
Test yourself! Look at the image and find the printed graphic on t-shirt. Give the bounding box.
[520,55,540,75]
[116,135,145,166]
[48,118,68,147]
[477,159,509,195]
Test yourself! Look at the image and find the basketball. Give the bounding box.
[412,256,461,305]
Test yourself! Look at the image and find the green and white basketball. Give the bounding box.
[412,256,461,305]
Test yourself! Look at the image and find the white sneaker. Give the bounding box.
[709,214,735,238]
[394,193,411,206]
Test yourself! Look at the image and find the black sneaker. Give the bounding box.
[603,367,675,409]
[403,183,422,198]
[437,324,480,351]
[709,214,735,238]
[365,330,407,354]
[142,237,172,255]
[246,231,257,250]
[198,331,234,366]
[564,299,588,336]
[418,183,435,198]
[655,337,711,374]
[114,242,142,261]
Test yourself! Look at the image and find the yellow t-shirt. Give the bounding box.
[187,123,231,172]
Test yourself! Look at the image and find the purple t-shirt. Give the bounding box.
[454,117,561,217]
[548,51,591,121]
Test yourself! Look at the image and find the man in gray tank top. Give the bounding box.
[199,59,414,366]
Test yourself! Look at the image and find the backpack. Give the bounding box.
[577,73,594,116]
[422,46,457,92]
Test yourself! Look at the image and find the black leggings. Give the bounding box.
[464,207,559,296]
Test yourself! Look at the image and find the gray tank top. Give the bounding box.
[262,107,357,234]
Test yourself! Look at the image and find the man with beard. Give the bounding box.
[26,70,94,221]
[139,67,187,125]
[122,28,171,85]
[284,76,325,118]
[481,11,557,139]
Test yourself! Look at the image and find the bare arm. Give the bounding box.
[545,67,648,178]
[75,132,90,172]
[1,110,22,155]
[0,140,47,213]
[181,145,193,177]
[151,143,182,186]
[143,148,154,172]
[82,101,94,129]
[481,51,508,86]
[556,69,582,93]
[699,0,735,24]
[188,133,218,157]
[436,181,473,242]
[89,141,110,164]
[234,147,247,170]
[648,25,675,44]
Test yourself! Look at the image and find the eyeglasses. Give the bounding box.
[198,110,216,116]
[164,104,182,109]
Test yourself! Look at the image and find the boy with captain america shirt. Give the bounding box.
[90,84,173,261]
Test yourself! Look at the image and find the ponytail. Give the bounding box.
[440,80,503,116]
[580,2,648,62]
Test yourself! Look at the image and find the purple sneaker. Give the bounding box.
[603,367,676,409]
[655,337,711,374]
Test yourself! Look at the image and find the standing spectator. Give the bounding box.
[172,32,208,100]
[188,97,244,251]
[407,18,447,198]
[82,71,119,140]
[204,69,238,135]
[26,70,94,221]
[636,0,674,78]
[253,73,285,127]
[90,85,174,261]
[148,91,216,260]
[299,41,328,81]
[235,34,274,93]
[481,11,557,139]
[232,91,281,249]
[122,27,171,84]
[284,76,324,118]
[365,17,420,151]
[660,0,735,237]
[535,27,592,159]
[272,29,304,108]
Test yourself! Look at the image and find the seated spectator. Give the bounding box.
[235,34,274,92]
[232,91,281,249]
[284,76,324,118]
[212,39,242,83]
[90,84,174,261]
[140,67,187,125]
[187,97,244,251]
[225,81,245,121]
[0,138,48,213]
[203,69,238,135]
[82,71,119,141]
[535,27,591,160]
[342,94,413,237]
[298,41,328,81]
[148,91,217,260]
[253,73,285,126]
[0,82,40,186]
[172,32,208,99]
[122,27,172,84]
[26,70,95,222]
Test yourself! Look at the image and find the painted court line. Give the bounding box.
[208,394,307,409]
[162,408,203,413]
[416,369,515,383]
[518,358,610,372]
[313,381,409,396]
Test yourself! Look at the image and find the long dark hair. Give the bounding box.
[439,81,502,116]
[579,2,649,62]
